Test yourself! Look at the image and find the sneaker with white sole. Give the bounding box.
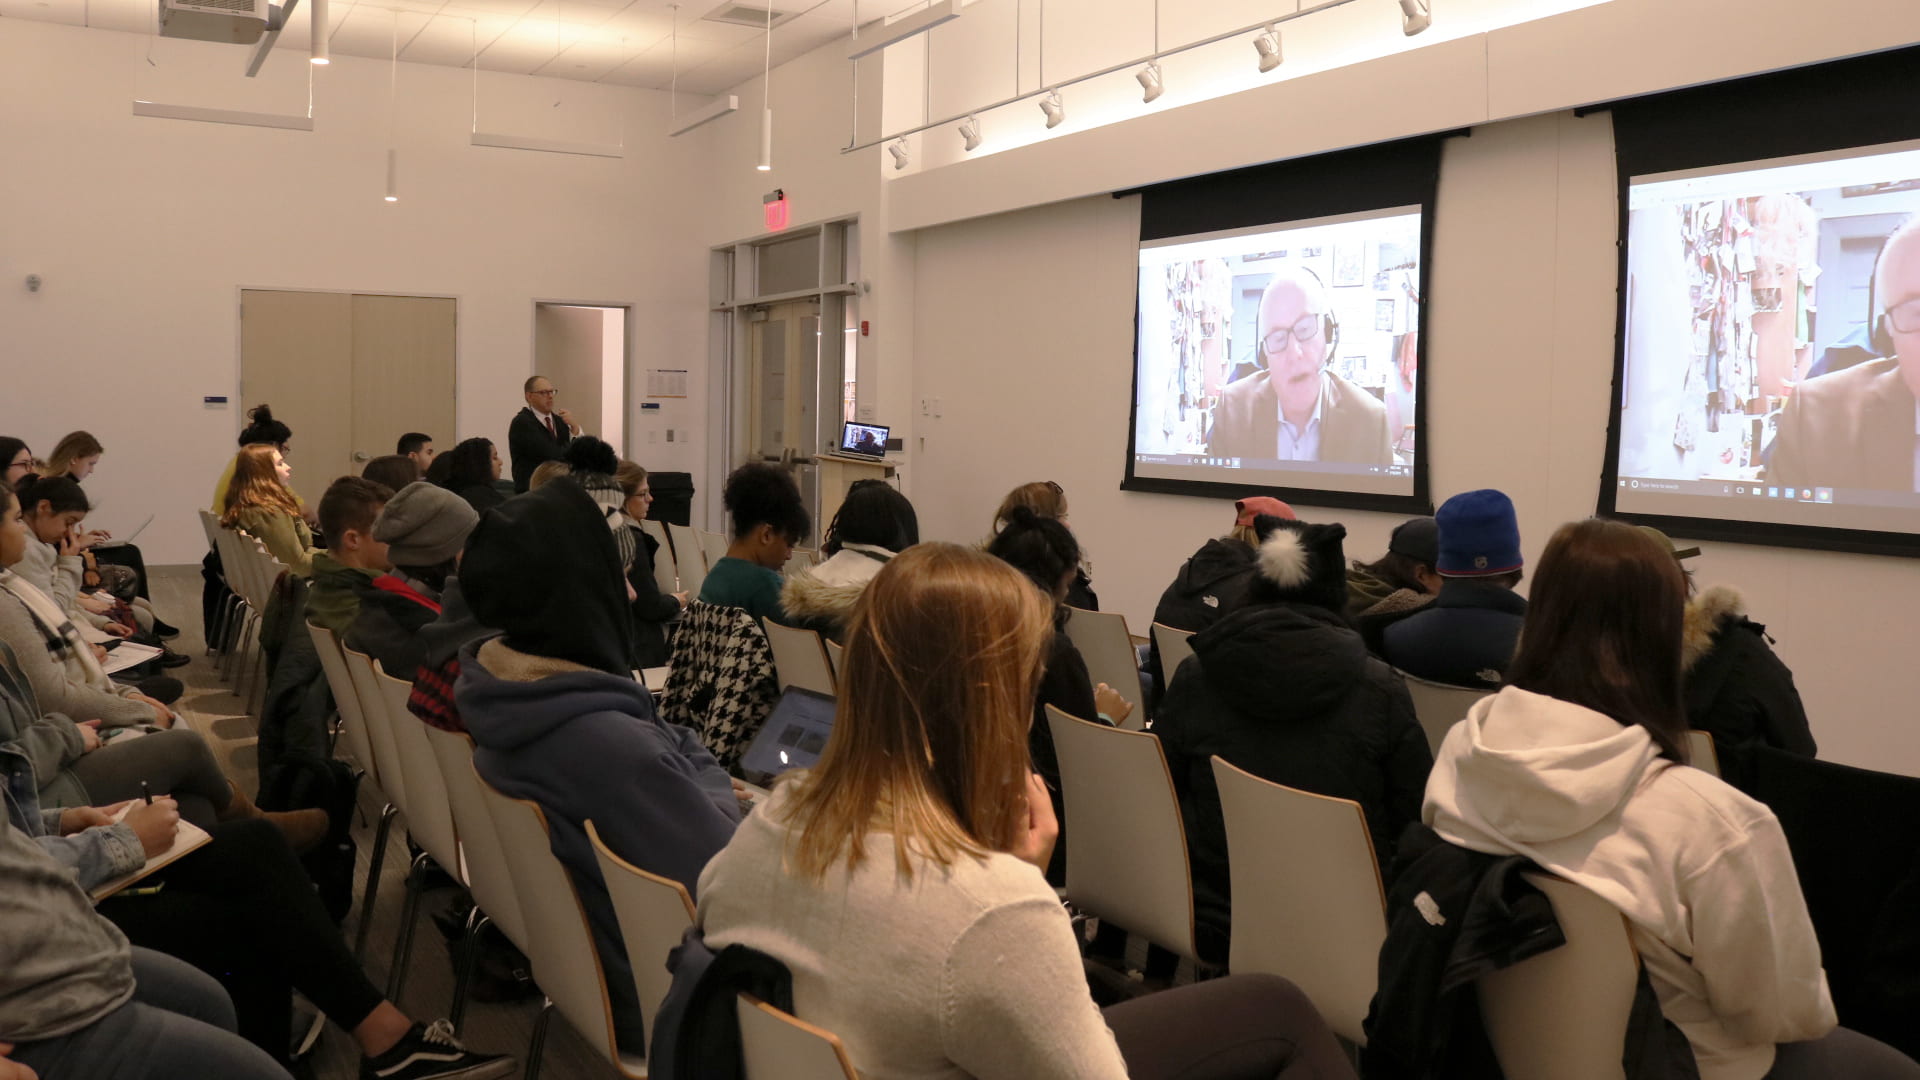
[359,1020,515,1080]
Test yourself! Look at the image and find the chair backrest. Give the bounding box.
[1063,607,1146,729]
[308,622,379,789]
[1478,874,1640,1080]
[423,725,527,952]
[213,528,252,607]
[477,776,645,1076]
[785,548,817,577]
[698,530,730,577]
[342,646,409,814]
[823,639,844,682]
[1211,756,1387,1044]
[1686,730,1720,778]
[667,523,707,598]
[1045,704,1198,962]
[1399,671,1493,755]
[736,994,860,1080]
[639,519,679,596]
[197,509,223,553]
[586,820,696,1054]
[1151,623,1196,691]
[377,665,460,879]
[762,621,837,696]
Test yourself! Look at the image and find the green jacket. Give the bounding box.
[306,553,381,636]
[232,505,319,579]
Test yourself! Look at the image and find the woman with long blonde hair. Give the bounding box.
[697,542,1352,1080]
[221,443,319,577]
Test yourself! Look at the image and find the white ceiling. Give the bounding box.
[0,0,862,94]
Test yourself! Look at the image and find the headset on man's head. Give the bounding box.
[1253,264,1340,371]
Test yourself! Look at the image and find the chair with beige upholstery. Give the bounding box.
[306,622,392,961]
[762,620,837,696]
[377,665,465,1004]
[1686,730,1720,778]
[342,646,412,963]
[1399,671,1493,755]
[667,523,707,599]
[1211,756,1387,1045]
[422,724,527,1032]
[1064,607,1147,729]
[737,994,860,1080]
[1046,704,1200,964]
[1152,622,1197,691]
[478,776,646,1080]
[1477,874,1642,1080]
[587,820,696,1058]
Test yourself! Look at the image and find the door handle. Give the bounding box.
[352,451,370,462]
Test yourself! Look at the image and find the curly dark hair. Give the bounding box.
[723,463,811,544]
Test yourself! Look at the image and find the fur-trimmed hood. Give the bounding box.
[778,545,893,624]
[1682,585,1745,672]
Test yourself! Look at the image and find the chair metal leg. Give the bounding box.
[354,803,399,962]
[450,908,490,1034]
[524,997,553,1080]
[387,852,431,1002]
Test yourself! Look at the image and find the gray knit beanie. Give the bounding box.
[372,481,481,567]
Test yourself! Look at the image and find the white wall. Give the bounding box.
[909,111,1920,777]
[0,19,710,564]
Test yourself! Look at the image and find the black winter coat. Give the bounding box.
[345,574,441,679]
[626,526,680,670]
[1381,579,1527,689]
[1147,538,1261,698]
[1680,587,1815,788]
[1155,601,1431,958]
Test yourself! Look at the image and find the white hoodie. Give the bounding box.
[1425,687,1835,1080]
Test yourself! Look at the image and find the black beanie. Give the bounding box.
[460,481,634,676]
[1251,519,1350,613]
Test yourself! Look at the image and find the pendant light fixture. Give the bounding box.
[1039,90,1064,128]
[1136,0,1162,104]
[310,0,329,64]
[1399,0,1432,35]
[958,114,981,152]
[757,2,773,171]
[888,137,910,170]
[1253,24,1282,73]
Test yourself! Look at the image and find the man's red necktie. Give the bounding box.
[545,415,556,439]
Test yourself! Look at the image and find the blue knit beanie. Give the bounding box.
[1435,489,1522,577]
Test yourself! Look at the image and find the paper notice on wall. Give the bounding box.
[646,369,689,398]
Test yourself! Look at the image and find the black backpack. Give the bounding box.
[258,752,361,925]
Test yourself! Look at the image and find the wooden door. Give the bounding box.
[351,295,457,470]
[240,289,355,500]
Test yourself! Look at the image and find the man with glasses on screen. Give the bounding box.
[1207,267,1393,467]
[509,374,580,493]
[1771,218,1920,493]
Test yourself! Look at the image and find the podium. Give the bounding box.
[814,453,898,536]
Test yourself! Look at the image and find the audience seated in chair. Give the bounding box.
[221,443,320,578]
[44,431,167,621]
[1147,496,1293,697]
[15,476,186,672]
[615,459,686,669]
[455,479,742,1055]
[360,453,422,494]
[696,542,1358,1080]
[306,476,393,636]
[439,437,505,515]
[780,479,918,644]
[1381,489,1527,689]
[1344,514,1442,655]
[1154,515,1429,964]
[1638,528,1818,784]
[346,481,478,681]
[1405,518,1917,1080]
[698,463,810,624]
[0,741,511,1079]
[991,480,1098,610]
[987,507,1132,885]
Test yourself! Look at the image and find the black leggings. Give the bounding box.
[1104,974,1357,1080]
[97,818,386,1062]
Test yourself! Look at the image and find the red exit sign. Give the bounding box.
[763,189,790,231]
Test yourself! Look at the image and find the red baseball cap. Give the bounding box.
[1234,496,1297,528]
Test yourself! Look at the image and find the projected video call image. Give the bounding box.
[1132,209,1423,496]
[1615,142,1920,530]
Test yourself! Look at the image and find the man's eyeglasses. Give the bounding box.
[529,387,558,397]
[1887,298,1920,335]
[1261,313,1327,356]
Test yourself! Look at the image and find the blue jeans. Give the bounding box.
[11,947,288,1079]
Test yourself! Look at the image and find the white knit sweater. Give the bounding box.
[698,784,1130,1079]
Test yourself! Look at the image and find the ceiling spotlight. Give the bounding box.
[310,0,330,64]
[1254,26,1282,73]
[958,115,981,152]
[1399,0,1431,35]
[1039,90,1064,129]
[1136,60,1163,104]
[888,138,910,171]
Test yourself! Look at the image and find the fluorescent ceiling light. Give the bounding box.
[669,94,739,136]
[847,0,962,61]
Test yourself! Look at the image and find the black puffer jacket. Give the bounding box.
[1681,586,1816,790]
[1147,538,1260,699]
[1156,601,1431,959]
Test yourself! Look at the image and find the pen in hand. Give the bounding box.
[141,781,152,806]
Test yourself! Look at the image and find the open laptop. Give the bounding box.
[835,421,890,460]
[738,686,838,785]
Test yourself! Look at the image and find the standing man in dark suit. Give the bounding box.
[508,375,579,492]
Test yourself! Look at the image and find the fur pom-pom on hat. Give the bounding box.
[1253,520,1349,613]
